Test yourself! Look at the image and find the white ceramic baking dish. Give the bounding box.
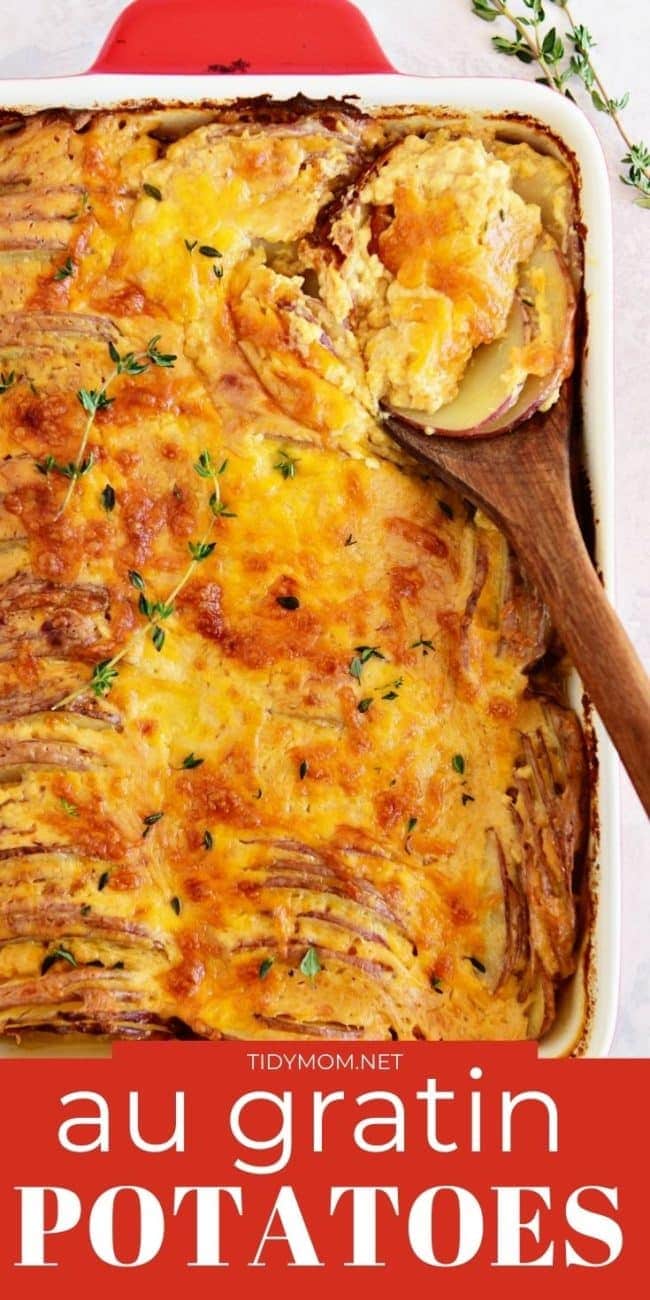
[0,67,618,1059]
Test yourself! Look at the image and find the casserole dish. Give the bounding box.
[0,0,618,1058]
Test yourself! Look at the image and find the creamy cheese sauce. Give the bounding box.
[0,105,585,1043]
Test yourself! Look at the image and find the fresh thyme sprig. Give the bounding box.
[470,0,650,205]
[127,568,176,655]
[36,452,94,480]
[51,452,231,712]
[54,336,176,517]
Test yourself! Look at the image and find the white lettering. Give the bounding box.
[330,1186,399,1266]
[565,1187,623,1267]
[250,1186,323,1267]
[15,1186,81,1267]
[173,1187,243,1266]
[230,1090,292,1174]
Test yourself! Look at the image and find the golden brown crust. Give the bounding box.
[0,101,586,1043]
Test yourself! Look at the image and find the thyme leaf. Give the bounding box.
[273,449,299,479]
[53,256,75,281]
[299,947,322,979]
[349,657,362,681]
[90,660,119,698]
[145,335,177,368]
[101,483,116,512]
[355,644,386,663]
[411,637,435,655]
[41,946,78,975]
[209,494,236,518]
[36,453,95,479]
[142,811,164,838]
[194,450,218,478]
[77,388,113,415]
[58,336,176,516]
[188,540,216,561]
[66,189,89,221]
[51,450,233,711]
[377,676,403,699]
[466,955,487,974]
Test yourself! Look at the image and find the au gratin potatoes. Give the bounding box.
[0,98,587,1043]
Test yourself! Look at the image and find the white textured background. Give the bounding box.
[0,0,647,1054]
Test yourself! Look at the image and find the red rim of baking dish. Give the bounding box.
[90,0,395,75]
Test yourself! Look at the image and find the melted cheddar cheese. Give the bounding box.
[0,101,585,1044]
[319,134,541,411]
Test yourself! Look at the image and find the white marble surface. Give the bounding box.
[0,0,647,1054]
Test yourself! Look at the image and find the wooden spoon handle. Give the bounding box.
[385,391,650,811]
[509,504,650,816]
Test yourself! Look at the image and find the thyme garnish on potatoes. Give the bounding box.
[41,946,78,975]
[349,645,386,680]
[101,483,116,512]
[53,257,75,281]
[299,947,322,979]
[50,336,176,517]
[378,676,403,701]
[273,449,299,479]
[471,0,650,205]
[51,452,232,711]
[142,811,164,838]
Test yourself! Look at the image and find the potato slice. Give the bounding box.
[388,294,529,436]
[478,239,575,435]
[388,238,575,439]
[494,142,576,250]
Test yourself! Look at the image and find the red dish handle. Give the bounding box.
[90,0,394,74]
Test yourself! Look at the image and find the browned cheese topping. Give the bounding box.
[0,102,586,1042]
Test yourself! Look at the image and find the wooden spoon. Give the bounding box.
[385,383,650,815]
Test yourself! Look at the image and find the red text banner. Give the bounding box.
[0,1042,647,1297]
